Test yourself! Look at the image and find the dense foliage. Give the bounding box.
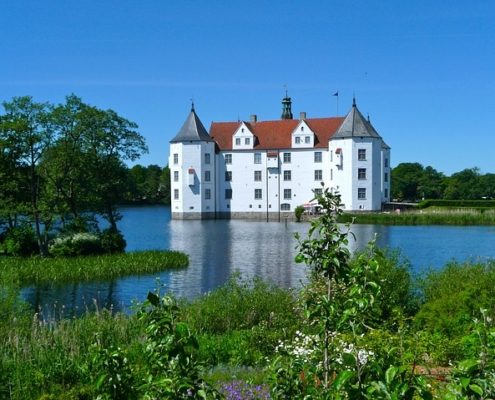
[0,95,148,256]
[392,163,495,202]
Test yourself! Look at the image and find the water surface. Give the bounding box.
[21,206,495,318]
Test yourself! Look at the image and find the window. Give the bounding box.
[284,189,292,200]
[358,168,366,180]
[281,203,291,211]
[173,153,179,164]
[254,153,261,164]
[283,152,291,163]
[358,149,366,161]
[314,188,323,196]
[235,137,241,145]
[330,168,333,181]
[305,136,310,144]
[384,172,388,182]
[314,151,322,163]
[205,153,210,164]
[245,137,250,145]
[255,189,262,200]
[284,170,291,181]
[225,154,232,164]
[295,137,301,144]
[174,189,179,200]
[301,126,304,131]
[204,170,211,182]
[205,188,211,200]
[254,170,262,181]
[314,170,322,181]
[384,158,389,168]
[225,171,232,181]
[330,151,333,162]
[358,188,366,200]
[173,171,179,182]
[225,189,232,199]
[385,188,389,198]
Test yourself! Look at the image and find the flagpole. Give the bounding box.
[333,91,339,116]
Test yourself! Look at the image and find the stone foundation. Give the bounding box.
[171,211,295,221]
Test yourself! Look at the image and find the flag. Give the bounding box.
[333,91,339,96]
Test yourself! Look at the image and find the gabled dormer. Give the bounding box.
[233,122,255,149]
[291,120,315,148]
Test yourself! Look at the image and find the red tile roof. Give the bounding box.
[209,117,345,151]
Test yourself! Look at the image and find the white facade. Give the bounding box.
[169,100,391,220]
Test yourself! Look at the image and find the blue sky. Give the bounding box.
[1,0,494,175]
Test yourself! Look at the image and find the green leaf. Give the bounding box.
[458,359,479,373]
[385,366,397,385]
[469,383,483,396]
[332,370,354,390]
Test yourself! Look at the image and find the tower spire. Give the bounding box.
[281,89,293,120]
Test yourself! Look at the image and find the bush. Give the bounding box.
[294,205,305,222]
[1,225,38,256]
[99,228,126,254]
[182,274,300,335]
[49,232,103,257]
[415,261,495,339]
[417,199,495,209]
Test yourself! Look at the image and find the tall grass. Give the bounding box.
[338,208,495,225]
[0,250,188,285]
[1,305,143,399]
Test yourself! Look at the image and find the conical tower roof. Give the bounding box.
[333,99,381,139]
[170,105,213,143]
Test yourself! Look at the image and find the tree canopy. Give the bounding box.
[0,95,148,255]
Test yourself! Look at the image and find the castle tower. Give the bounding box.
[281,91,293,120]
[329,99,390,210]
[169,104,216,219]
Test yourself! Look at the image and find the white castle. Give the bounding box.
[169,95,390,220]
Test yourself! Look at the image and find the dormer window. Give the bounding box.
[235,138,241,145]
[295,137,301,144]
[245,138,250,145]
[305,136,310,144]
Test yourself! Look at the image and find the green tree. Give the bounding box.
[160,165,171,205]
[419,165,446,199]
[391,162,424,201]
[80,106,147,230]
[444,168,482,200]
[0,96,54,255]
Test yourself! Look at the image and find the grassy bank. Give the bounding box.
[338,208,495,225]
[0,250,188,285]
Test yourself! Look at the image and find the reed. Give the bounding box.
[0,250,188,285]
[338,209,495,225]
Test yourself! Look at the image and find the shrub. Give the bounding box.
[182,274,300,335]
[49,232,103,257]
[294,205,305,222]
[99,228,126,254]
[2,225,38,256]
[415,261,495,339]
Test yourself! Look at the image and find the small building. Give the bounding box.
[169,95,391,220]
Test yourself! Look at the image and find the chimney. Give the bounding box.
[250,114,257,123]
[299,111,306,120]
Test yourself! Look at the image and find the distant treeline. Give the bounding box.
[123,164,170,205]
[392,163,495,202]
